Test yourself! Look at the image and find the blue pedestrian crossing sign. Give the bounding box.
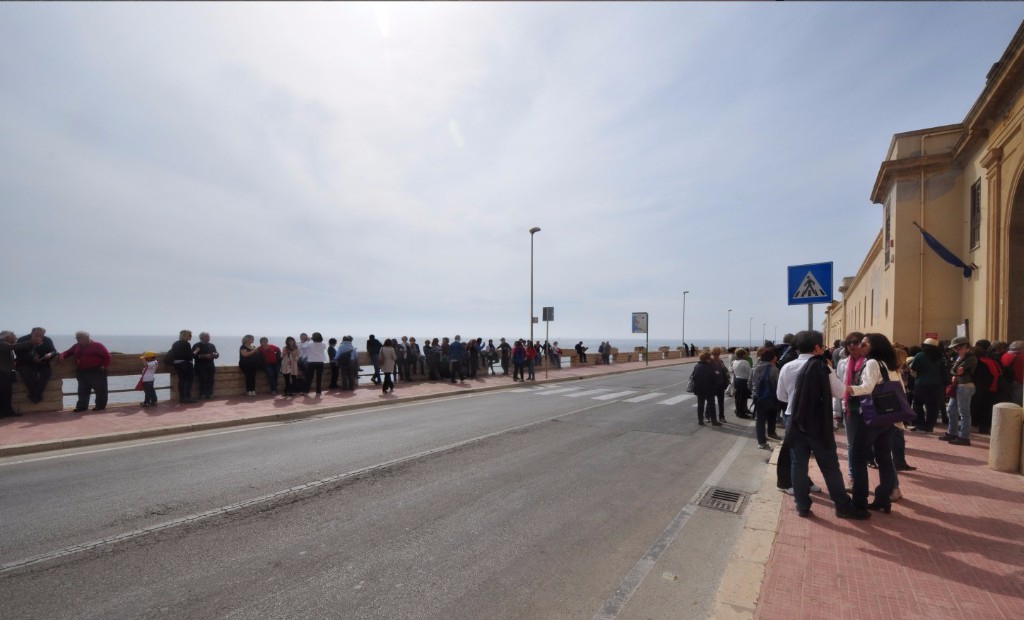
[787,262,833,305]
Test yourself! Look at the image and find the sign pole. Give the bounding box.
[808,304,813,331]
[646,329,649,367]
[545,320,550,379]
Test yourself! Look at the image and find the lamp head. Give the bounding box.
[529,226,541,234]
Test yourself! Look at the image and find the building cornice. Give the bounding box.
[870,152,957,205]
[955,21,1024,158]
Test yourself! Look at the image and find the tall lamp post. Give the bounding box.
[682,290,689,354]
[774,326,778,343]
[529,226,541,344]
[749,317,753,349]
[727,309,733,349]
[762,322,766,346]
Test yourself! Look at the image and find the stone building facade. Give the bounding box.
[825,22,1024,346]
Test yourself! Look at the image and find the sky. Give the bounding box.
[3,2,1023,345]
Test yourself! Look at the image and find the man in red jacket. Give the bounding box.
[58,331,111,412]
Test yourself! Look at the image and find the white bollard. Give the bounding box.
[988,403,1023,473]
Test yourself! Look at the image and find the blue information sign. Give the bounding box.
[787,262,833,305]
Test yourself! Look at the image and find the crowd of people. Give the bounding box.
[702,330,1023,521]
[2,329,633,413]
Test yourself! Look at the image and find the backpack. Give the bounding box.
[997,353,1017,401]
[976,357,1000,393]
[754,367,774,404]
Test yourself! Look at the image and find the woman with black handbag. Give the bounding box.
[844,333,902,514]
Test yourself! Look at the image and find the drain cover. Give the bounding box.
[698,486,748,514]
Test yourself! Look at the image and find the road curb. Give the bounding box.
[709,443,783,619]
[0,360,695,458]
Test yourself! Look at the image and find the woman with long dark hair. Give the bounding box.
[845,332,901,513]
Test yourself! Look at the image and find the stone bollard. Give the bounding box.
[988,403,1023,473]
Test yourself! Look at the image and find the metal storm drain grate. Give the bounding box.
[698,487,748,514]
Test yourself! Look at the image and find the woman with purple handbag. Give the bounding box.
[844,333,908,514]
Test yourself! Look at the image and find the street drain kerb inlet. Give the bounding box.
[698,486,748,514]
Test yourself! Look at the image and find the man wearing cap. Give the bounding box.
[942,337,976,446]
[909,338,946,433]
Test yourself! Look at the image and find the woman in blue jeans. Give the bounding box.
[845,333,901,513]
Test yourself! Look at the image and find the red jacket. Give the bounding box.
[61,341,111,370]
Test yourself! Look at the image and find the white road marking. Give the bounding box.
[657,394,694,405]
[623,393,666,403]
[592,391,639,401]
[565,389,613,398]
[532,387,583,396]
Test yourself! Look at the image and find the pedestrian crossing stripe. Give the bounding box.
[623,393,666,403]
[531,387,582,396]
[592,390,639,400]
[658,394,694,405]
[566,388,613,398]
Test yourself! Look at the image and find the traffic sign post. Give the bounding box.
[543,307,554,378]
[632,312,649,366]
[787,262,833,330]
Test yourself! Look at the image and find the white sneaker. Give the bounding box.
[810,483,822,493]
[782,487,794,495]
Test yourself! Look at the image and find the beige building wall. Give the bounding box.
[829,21,1024,345]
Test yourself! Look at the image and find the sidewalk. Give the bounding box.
[0,357,692,457]
[751,428,1024,619]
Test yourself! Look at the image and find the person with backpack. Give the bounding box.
[750,347,781,448]
[1001,340,1024,405]
[970,340,999,434]
[691,351,721,426]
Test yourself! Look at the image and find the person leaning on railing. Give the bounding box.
[56,331,111,412]
[1,330,42,417]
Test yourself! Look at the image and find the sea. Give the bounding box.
[47,334,735,407]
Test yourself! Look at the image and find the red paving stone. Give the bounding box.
[756,428,1024,620]
[0,357,691,454]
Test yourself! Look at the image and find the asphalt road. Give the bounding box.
[0,365,771,619]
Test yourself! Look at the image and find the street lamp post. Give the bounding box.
[749,317,753,349]
[762,322,766,346]
[529,226,541,344]
[682,290,689,355]
[774,326,778,343]
[727,309,732,349]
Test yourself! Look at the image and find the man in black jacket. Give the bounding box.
[778,331,868,520]
[15,327,57,403]
[366,335,382,384]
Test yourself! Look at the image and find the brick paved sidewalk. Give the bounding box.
[0,357,692,457]
[755,429,1024,620]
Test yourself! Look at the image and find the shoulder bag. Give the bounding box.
[859,365,916,427]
